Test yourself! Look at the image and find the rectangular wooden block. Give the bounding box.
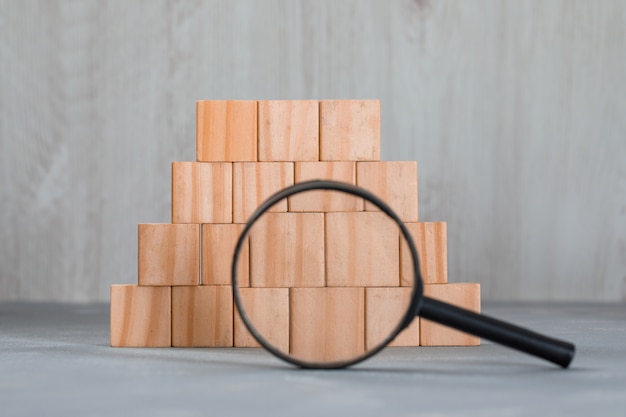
[356,161,418,222]
[110,285,171,347]
[401,222,448,285]
[325,212,399,287]
[249,213,325,287]
[171,285,233,347]
[196,100,257,162]
[288,161,363,212]
[420,283,481,346]
[202,223,248,287]
[258,100,319,161]
[232,162,294,223]
[138,224,200,286]
[172,162,232,224]
[365,287,419,349]
[233,288,289,351]
[290,287,365,363]
[319,100,380,161]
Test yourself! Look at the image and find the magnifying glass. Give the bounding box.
[231,180,575,369]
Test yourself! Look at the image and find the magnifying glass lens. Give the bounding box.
[233,187,417,367]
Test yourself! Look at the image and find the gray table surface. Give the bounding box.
[1,302,624,417]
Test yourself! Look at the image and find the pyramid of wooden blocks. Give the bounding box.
[110,99,481,355]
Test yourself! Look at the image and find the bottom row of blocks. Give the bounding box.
[111,283,480,354]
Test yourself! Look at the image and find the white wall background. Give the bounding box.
[0,0,624,302]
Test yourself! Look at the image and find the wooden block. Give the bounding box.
[138,223,200,286]
[325,212,399,287]
[356,161,418,222]
[258,100,319,161]
[420,283,481,346]
[365,287,419,349]
[319,100,380,161]
[249,213,325,287]
[290,287,365,363]
[232,162,294,223]
[202,223,249,287]
[401,222,448,286]
[171,286,233,347]
[172,162,232,224]
[196,100,257,162]
[234,288,289,351]
[110,285,171,347]
[288,161,363,212]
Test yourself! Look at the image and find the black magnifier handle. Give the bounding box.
[419,297,575,368]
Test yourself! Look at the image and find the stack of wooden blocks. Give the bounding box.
[110,100,481,357]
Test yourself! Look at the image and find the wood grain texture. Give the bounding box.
[1,1,624,302]
[401,222,448,285]
[171,285,233,347]
[232,162,294,223]
[319,100,381,161]
[289,161,363,212]
[196,100,257,162]
[249,212,325,287]
[110,285,171,347]
[357,161,418,222]
[420,283,481,346]
[172,162,233,224]
[290,287,365,363]
[234,287,289,350]
[365,287,419,349]
[325,212,400,287]
[258,100,319,161]
[138,223,200,286]
[202,223,248,287]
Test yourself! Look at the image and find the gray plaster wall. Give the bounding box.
[0,0,624,302]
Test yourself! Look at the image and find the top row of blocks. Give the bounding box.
[197,100,381,162]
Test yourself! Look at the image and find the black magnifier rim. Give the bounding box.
[231,179,424,369]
